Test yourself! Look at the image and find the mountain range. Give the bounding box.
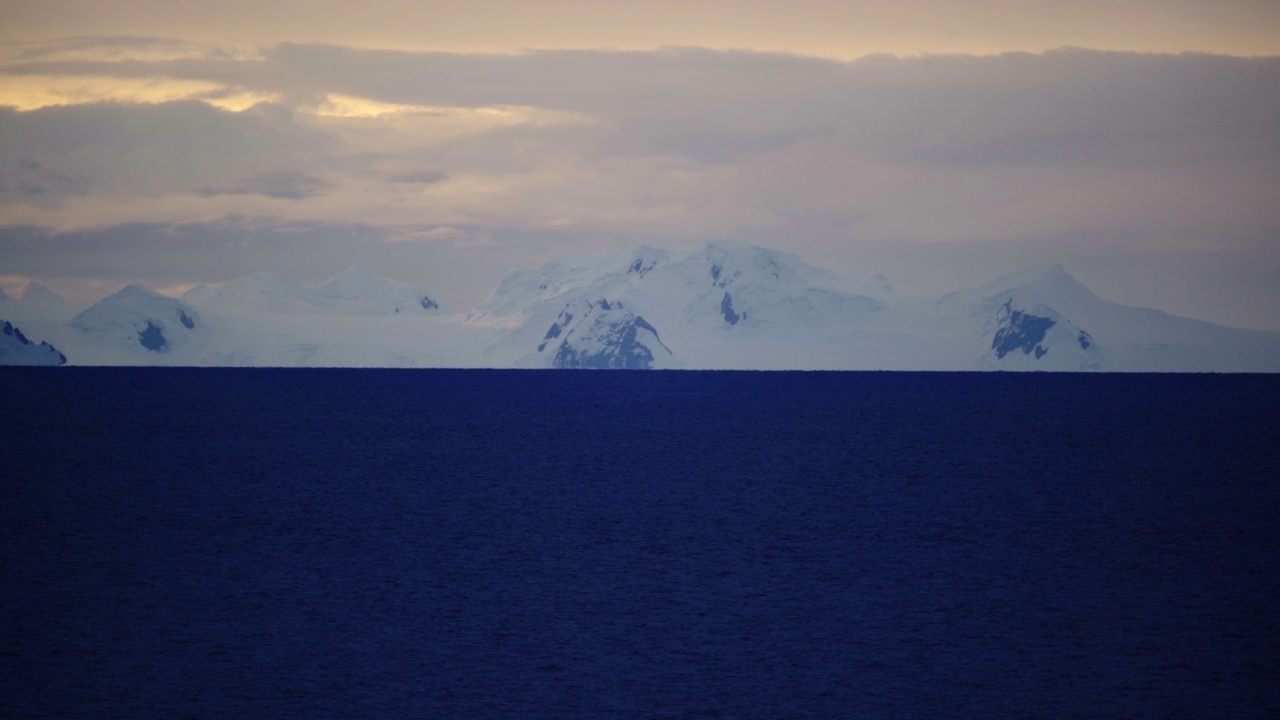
[4,243,1278,371]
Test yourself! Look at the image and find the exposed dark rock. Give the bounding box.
[138,321,168,351]
[177,309,195,329]
[542,299,672,369]
[992,300,1056,359]
[626,248,666,278]
[553,314,667,369]
[721,292,741,325]
[420,296,439,311]
[538,310,574,352]
[2,319,67,365]
[3,319,32,345]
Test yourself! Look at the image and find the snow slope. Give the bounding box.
[312,263,442,316]
[183,273,320,315]
[183,264,442,317]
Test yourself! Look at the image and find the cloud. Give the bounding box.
[199,171,333,199]
[386,169,448,184]
[0,101,337,207]
[0,43,1277,326]
[2,158,90,203]
[4,35,245,62]
[8,46,1276,173]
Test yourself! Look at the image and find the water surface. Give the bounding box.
[3,369,1278,718]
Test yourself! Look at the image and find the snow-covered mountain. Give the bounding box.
[182,273,319,315]
[18,281,66,305]
[470,243,897,368]
[313,263,442,316]
[14,243,1280,370]
[0,319,66,366]
[524,297,675,369]
[934,264,1280,372]
[72,285,205,358]
[470,244,1280,371]
[182,264,442,316]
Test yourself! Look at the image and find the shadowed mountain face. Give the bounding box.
[1,319,66,366]
[993,301,1057,360]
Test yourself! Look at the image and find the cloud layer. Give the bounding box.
[1,39,1278,328]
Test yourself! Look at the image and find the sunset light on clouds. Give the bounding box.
[1,0,1278,329]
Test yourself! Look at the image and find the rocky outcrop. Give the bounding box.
[984,300,1103,370]
[1,319,67,365]
[536,298,674,369]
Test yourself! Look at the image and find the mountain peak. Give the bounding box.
[996,263,1069,283]
[181,266,441,316]
[241,271,297,283]
[114,283,169,301]
[628,246,670,277]
[695,242,810,290]
[19,280,66,304]
[334,262,378,278]
[978,263,1094,299]
[72,284,203,355]
[312,264,442,314]
[317,263,402,297]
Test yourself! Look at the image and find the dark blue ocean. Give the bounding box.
[3,369,1278,719]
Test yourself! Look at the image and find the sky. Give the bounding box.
[1,0,1278,329]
